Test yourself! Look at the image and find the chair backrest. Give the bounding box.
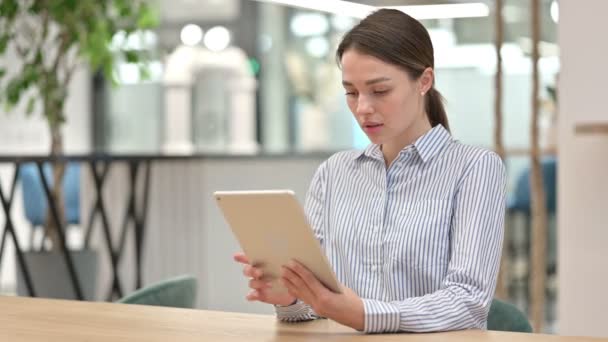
[117,275,198,309]
[508,157,557,214]
[19,163,80,226]
[488,299,533,333]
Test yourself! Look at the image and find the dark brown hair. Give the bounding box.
[336,9,449,131]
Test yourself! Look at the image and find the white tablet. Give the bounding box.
[214,190,341,294]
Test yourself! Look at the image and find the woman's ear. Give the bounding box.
[419,67,434,94]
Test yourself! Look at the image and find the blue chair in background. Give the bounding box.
[19,163,81,249]
[508,157,557,215]
[506,157,557,324]
[507,157,557,272]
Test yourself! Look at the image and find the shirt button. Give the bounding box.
[371,265,378,272]
[373,225,380,232]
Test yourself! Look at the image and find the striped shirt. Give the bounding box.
[275,125,507,333]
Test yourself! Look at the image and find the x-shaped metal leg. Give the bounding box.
[135,161,151,289]
[83,164,109,249]
[86,160,124,300]
[0,163,36,297]
[82,160,152,300]
[113,161,151,296]
[36,162,84,300]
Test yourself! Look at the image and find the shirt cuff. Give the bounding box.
[362,298,401,333]
[274,300,317,322]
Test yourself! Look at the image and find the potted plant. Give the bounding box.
[0,0,158,299]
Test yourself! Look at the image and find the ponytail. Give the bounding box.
[425,87,450,132]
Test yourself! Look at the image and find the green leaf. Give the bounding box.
[0,34,10,54]
[64,0,77,11]
[22,63,40,86]
[28,0,44,14]
[0,0,19,19]
[34,49,43,64]
[138,63,151,81]
[0,68,6,79]
[102,56,118,86]
[114,0,132,17]
[25,96,36,116]
[6,77,25,105]
[136,4,159,29]
[124,49,139,63]
[4,102,14,113]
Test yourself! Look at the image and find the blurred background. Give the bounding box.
[2,0,606,338]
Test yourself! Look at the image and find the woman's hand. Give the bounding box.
[281,260,365,331]
[233,252,297,306]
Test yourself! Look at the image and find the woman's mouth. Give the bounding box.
[363,123,384,134]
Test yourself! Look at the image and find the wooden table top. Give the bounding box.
[0,296,605,342]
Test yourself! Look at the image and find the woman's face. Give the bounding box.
[340,49,432,148]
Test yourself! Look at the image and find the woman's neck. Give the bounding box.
[381,116,432,167]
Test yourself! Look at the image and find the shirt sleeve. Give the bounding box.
[275,161,328,322]
[362,152,507,333]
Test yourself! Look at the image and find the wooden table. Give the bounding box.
[0,296,605,342]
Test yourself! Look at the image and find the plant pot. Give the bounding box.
[16,249,98,300]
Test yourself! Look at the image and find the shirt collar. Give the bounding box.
[353,124,452,163]
[413,124,452,163]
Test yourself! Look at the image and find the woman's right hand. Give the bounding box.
[233,252,297,306]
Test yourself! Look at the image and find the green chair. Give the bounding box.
[487,299,533,333]
[118,275,198,309]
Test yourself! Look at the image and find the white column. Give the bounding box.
[557,0,608,337]
[258,3,289,152]
[228,76,259,154]
[162,46,196,154]
[163,84,194,154]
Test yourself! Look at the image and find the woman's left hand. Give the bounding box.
[281,260,364,331]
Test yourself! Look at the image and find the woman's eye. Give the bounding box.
[373,90,389,95]
[345,92,357,96]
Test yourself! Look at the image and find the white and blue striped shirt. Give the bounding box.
[275,125,506,333]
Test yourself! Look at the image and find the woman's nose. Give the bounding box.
[355,96,373,116]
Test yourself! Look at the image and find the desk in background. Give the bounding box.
[0,152,329,303]
[0,153,159,300]
[0,296,605,342]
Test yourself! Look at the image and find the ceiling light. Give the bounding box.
[250,0,490,20]
[550,1,559,23]
[388,3,490,20]
[251,0,373,19]
[204,26,231,52]
[180,24,203,46]
[290,13,330,37]
[305,37,330,58]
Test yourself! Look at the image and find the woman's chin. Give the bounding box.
[366,136,384,145]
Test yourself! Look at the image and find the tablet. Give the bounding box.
[214,190,341,294]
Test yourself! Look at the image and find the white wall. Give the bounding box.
[557,0,608,337]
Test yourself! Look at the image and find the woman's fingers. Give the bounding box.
[237,252,293,305]
[246,289,273,302]
[246,289,260,301]
[242,264,263,278]
[235,253,264,279]
[233,253,250,264]
[249,278,272,290]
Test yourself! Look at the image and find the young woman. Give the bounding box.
[235,8,506,333]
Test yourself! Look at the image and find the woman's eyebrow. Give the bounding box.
[342,77,391,87]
